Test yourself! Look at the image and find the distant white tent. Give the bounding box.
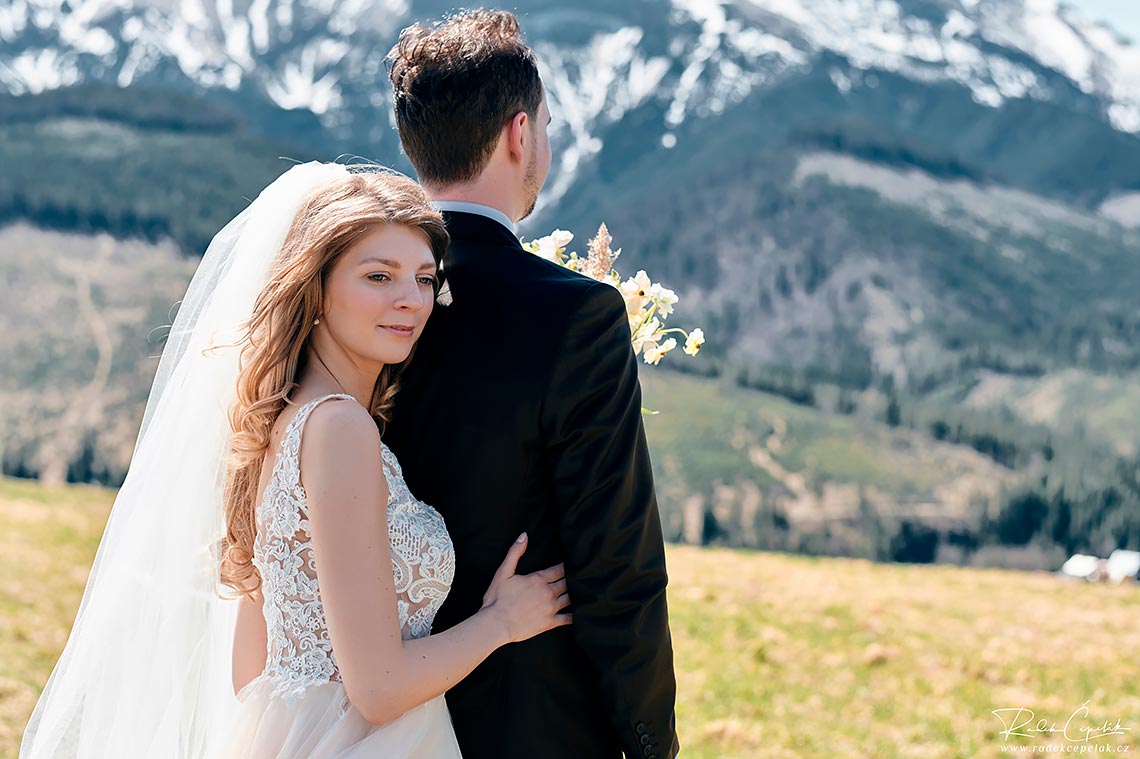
[1059,554,1102,581]
[1106,550,1140,584]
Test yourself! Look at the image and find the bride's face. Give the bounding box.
[320,223,439,366]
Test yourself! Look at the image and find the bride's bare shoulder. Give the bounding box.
[296,399,386,499]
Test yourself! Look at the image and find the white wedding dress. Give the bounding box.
[217,392,462,759]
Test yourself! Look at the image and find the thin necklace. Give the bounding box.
[311,350,349,397]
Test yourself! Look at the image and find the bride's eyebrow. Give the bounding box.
[359,257,437,272]
[359,256,400,267]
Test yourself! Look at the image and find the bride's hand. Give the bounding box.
[481,533,572,644]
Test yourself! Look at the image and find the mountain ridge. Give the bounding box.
[3,0,1139,212]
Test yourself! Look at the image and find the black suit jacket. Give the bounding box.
[384,211,679,759]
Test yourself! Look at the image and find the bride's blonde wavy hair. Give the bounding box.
[219,170,448,598]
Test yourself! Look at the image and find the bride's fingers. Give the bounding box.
[534,563,564,582]
[554,592,571,609]
[548,578,567,597]
[491,533,529,585]
[553,612,573,627]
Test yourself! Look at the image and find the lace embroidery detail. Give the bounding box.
[249,393,456,705]
[381,444,455,638]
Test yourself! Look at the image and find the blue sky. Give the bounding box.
[1073,0,1140,42]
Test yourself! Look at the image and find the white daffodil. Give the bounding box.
[643,337,677,365]
[620,270,654,315]
[628,311,642,335]
[526,229,574,262]
[634,317,661,341]
[539,230,573,260]
[630,270,652,297]
[531,240,559,261]
[650,283,678,317]
[620,282,647,316]
[631,318,662,356]
[683,328,704,356]
[526,225,705,379]
[633,335,658,358]
[549,229,573,249]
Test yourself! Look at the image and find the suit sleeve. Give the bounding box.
[541,282,680,759]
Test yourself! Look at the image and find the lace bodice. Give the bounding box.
[249,393,455,704]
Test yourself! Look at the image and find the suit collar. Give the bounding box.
[442,211,525,257]
[432,201,515,234]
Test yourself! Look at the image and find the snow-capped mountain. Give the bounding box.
[2,0,1138,208]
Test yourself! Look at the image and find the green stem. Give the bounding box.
[631,302,660,337]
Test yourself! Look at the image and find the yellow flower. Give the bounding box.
[643,337,677,365]
[683,328,704,356]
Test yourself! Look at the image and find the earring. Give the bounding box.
[313,317,320,325]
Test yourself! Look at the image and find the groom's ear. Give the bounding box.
[505,109,529,165]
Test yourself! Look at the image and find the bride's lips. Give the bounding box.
[379,324,415,337]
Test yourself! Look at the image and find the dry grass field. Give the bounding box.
[2,475,1138,758]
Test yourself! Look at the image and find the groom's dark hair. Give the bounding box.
[387,10,544,186]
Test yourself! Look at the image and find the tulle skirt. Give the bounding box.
[217,678,463,758]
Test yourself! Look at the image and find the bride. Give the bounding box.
[19,162,571,759]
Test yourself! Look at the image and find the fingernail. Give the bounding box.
[517,532,527,543]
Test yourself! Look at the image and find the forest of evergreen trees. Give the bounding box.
[0,84,318,255]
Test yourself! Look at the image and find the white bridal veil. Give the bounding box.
[19,161,350,759]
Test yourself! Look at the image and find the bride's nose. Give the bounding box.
[392,277,428,311]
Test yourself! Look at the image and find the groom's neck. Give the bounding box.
[425,177,520,223]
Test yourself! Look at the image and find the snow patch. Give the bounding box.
[62,22,117,57]
[264,39,349,114]
[249,0,271,53]
[180,0,208,28]
[1099,192,1140,229]
[537,26,669,206]
[0,0,29,43]
[0,49,80,94]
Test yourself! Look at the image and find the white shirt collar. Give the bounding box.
[431,200,516,234]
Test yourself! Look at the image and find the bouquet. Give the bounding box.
[523,224,704,366]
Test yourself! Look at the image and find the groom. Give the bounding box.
[383,10,680,759]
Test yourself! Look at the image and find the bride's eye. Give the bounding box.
[417,275,437,287]
[367,273,390,283]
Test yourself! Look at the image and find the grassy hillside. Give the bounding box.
[640,369,1020,561]
[2,476,1138,758]
[0,223,198,484]
[962,369,1140,457]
